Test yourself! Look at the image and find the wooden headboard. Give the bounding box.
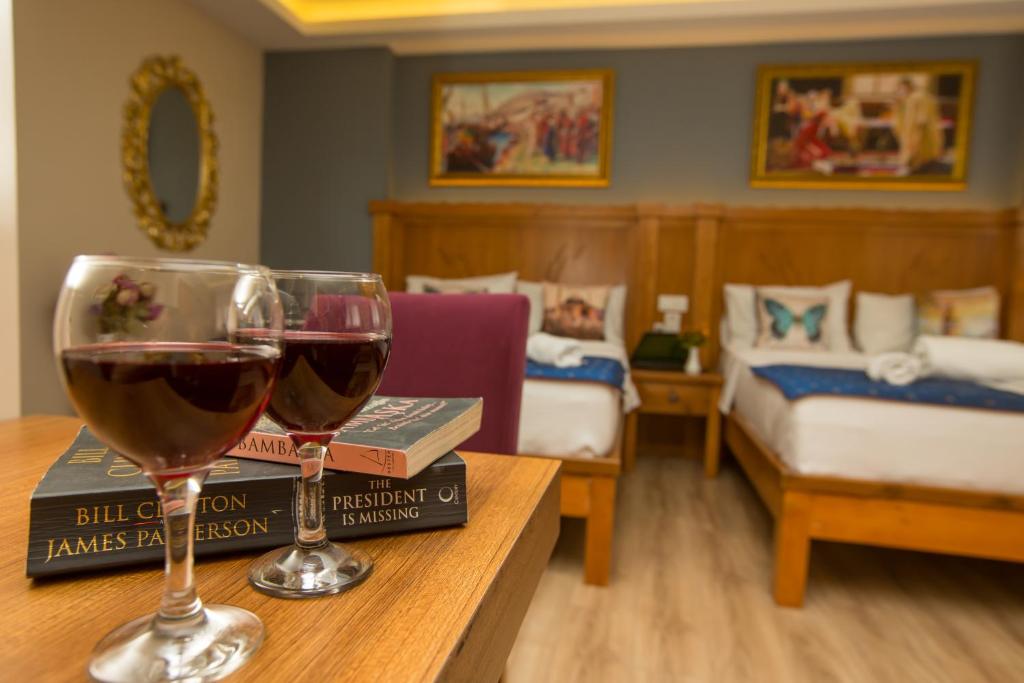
[369,201,694,352]
[370,201,1022,366]
[705,205,1022,363]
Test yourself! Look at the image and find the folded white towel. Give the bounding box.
[867,352,923,386]
[913,335,1024,393]
[527,332,584,368]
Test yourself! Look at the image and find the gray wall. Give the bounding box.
[262,35,1024,272]
[261,48,393,271]
[394,35,1024,207]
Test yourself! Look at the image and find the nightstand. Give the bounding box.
[624,369,723,476]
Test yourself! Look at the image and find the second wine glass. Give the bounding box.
[248,271,392,598]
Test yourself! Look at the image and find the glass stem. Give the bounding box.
[153,471,207,625]
[295,442,329,548]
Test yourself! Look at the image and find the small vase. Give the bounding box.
[685,347,702,376]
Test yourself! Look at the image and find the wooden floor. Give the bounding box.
[507,450,1024,683]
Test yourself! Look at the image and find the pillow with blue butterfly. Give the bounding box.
[724,280,853,351]
[755,291,831,350]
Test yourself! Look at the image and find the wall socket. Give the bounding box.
[657,294,689,313]
[653,294,688,333]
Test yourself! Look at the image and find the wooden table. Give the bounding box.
[623,369,723,476]
[0,416,561,682]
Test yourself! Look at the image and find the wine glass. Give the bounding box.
[54,256,283,682]
[247,271,391,598]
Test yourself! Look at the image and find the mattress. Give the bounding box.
[722,344,1024,495]
[517,339,637,459]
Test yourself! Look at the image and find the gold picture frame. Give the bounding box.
[122,55,218,251]
[430,69,614,187]
[750,60,976,191]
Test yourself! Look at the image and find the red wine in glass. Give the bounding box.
[266,331,391,439]
[247,272,392,599]
[61,342,278,474]
[54,256,283,682]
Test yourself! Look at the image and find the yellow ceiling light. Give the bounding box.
[272,0,722,25]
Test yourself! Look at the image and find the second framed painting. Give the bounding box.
[750,61,976,190]
[430,70,614,187]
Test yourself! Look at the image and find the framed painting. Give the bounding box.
[430,70,614,187]
[750,61,975,190]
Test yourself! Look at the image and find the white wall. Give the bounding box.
[14,0,264,414]
[0,0,20,419]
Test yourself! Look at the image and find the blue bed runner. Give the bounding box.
[751,365,1024,413]
[526,357,625,390]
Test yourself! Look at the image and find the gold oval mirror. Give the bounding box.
[122,55,218,251]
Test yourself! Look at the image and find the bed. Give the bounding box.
[520,339,639,459]
[517,338,638,585]
[702,204,1024,607]
[722,345,1024,494]
[721,346,1024,607]
[369,201,667,585]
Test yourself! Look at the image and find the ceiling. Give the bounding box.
[186,0,1024,54]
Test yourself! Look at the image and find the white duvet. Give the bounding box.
[721,343,1024,495]
[517,338,639,458]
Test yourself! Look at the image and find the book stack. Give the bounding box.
[27,396,482,577]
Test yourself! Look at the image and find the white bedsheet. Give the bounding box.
[721,344,1024,494]
[518,378,622,457]
[517,338,639,458]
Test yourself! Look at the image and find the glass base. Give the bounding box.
[247,541,373,598]
[88,605,263,683]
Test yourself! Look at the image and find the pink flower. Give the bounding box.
[116,288,139,306]
[113,274,139,291]
[143,304,164,321]
[138,282,156,299]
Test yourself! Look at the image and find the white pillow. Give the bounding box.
[724,284,757,347]
[405,271,517,294]
[604,284,627,347]
[725,280,853,352]
[855,292,915,353]
[516,280,544,335]
[519,280,627,345]
[719,316,732,347]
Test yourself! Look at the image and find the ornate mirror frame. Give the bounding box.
[122,55,218,251]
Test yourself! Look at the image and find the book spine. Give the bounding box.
[323,459,467,539]
[27,476,293,578]
[227,432,410,478]
[27,461,467,578]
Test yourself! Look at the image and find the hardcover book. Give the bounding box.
[28,427,468,578]
[226,396,482,479]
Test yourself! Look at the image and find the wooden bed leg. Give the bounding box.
[583,477,617,585]
[773,491,811,607]
[623,411,638,472]
[703,392,722,478]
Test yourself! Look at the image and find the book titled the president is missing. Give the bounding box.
[227,396,482,479]
[28,428,468,578]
